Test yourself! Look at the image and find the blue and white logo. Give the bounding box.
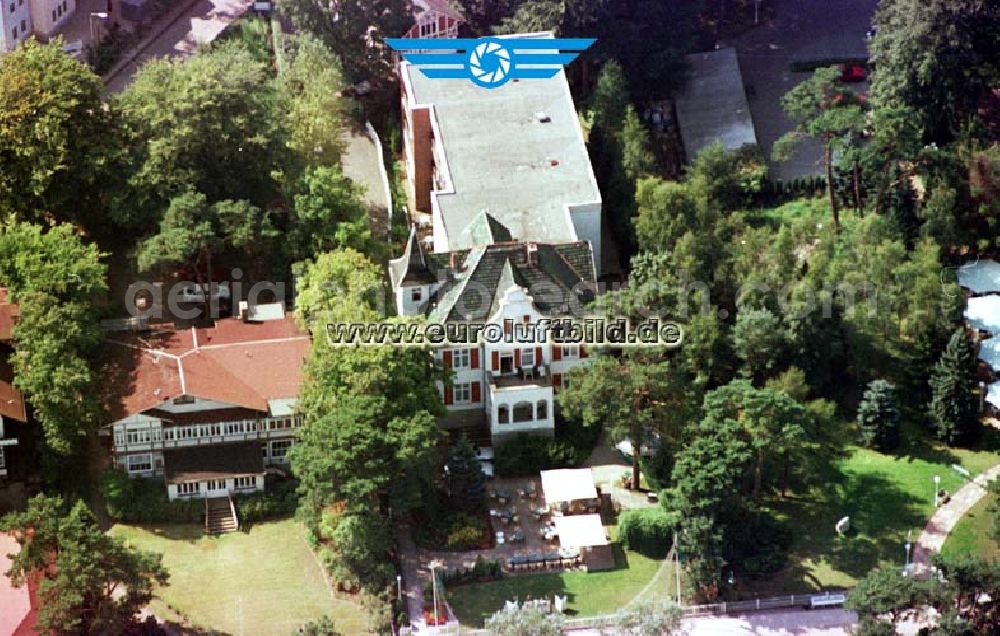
[386,37,596,89]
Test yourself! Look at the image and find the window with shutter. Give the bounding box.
[442,350,452,368]
[444,386,453,405]
[470,348,480,369]
[535,347,543,364]
[580,345,588,358]
[471,381,481,402]
[552,373,562,391]
[514,349,521,368]
[491,351,499,371]
[552,346,561,362]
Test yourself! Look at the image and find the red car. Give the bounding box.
[839,64,867,83]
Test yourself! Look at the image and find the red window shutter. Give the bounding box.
[523,314,530,323]
[442,350,452,368]
[580,345,587,358]
[470,348,479,369]
[444,386,453,405]
[535,347,543,364]
[504,319,512,336]
[471,381,481,402]
[552,373,562,392]
[552,346,561,362]
[514,349,521,368]
[491,351,499,371]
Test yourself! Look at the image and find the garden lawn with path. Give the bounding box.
[941,490,1000,562]
[446,541,669,627]
[743,427,1000,597]
[111,519,366,634]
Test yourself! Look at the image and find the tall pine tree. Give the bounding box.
[929,328,981,445]
[446,436,486,513]
[857,380,901,451]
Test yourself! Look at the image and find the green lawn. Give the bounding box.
[744,434,1000,596]
[447,545,669,627]
[111,519,367,635]
[942,491,1000,562]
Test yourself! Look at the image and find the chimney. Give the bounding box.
[526,243,539,267]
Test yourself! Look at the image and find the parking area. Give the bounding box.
[733,0,878,179]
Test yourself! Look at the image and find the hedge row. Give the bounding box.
[617,507,676,558]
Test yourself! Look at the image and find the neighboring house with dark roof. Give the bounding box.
[102,304,309,500]
[399,32,604,276]
[404,0,461,39]
[389,225,597,445]
[0,289,26,481]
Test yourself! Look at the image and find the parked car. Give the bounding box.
[839,64,867,83]
[175,281,231,303]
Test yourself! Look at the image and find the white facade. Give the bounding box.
[435,287,590,444]
[29,0,74,39]
[0,0,32,51]
[166,474,264,501]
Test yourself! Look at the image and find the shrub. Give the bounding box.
[234,477,299,523]
[415,511,487,551]
[101,470,202,524]
[495,413,599,477]
[618,507,675,558]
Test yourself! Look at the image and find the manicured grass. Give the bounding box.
[447,544,669,627]
[745,438,1000,597]
[111,519,366,634]
[942,491,1000,562]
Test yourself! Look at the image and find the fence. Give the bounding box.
[408,589,850,634]
[365,120,395,225]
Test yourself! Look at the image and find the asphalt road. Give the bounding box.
[104,0,252,93]
[733,0,879,179]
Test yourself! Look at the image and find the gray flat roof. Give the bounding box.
[674,47,757,159]
[404,35,601,248]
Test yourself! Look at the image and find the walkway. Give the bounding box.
[340,126,391,236]
[103,0,253,93]
[912,463,1000,576]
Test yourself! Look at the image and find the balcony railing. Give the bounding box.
[488,365,552,390]
[113,414,302,453]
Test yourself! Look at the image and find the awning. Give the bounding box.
[540,468,597,504]
[554,514,608,549]
[164,442,264,483]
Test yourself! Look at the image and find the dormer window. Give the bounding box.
[411,288,423,302]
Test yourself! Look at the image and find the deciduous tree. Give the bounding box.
[0,495,169,635]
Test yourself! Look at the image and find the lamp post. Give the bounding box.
[396,574,402,602]
[429,560,443,627]
[933,475,941,507]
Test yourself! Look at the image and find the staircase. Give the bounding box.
[205,496,238,534]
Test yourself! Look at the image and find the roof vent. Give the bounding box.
[535,111,551,123]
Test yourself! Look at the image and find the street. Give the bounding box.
[103,0,252,93]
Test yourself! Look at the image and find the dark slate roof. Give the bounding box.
[164,442,264,483]
[427,241,596,322]
[390,226,438,287]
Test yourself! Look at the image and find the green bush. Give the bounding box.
[495,413,600,477]
[101,470,202,524]
[618,507,676,558]
[234,477,299,523]
[415,511,487,551]
[446,519,485,551]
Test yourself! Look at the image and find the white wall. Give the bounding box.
[166,473,265,501]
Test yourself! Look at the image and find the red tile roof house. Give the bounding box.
[101,304,309,503]
[404,0,462,39]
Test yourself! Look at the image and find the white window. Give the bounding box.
[410,287,423,302]
[451,348,470,369]
[561,345,579,359]
[521,348,535,367]
[419,20,435,37]
[177,482,200,496]
[454,382,472,404]
[270,439,292,458]
[126,454,153,473]
[234,476,256,490]
[206,479,225,491]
